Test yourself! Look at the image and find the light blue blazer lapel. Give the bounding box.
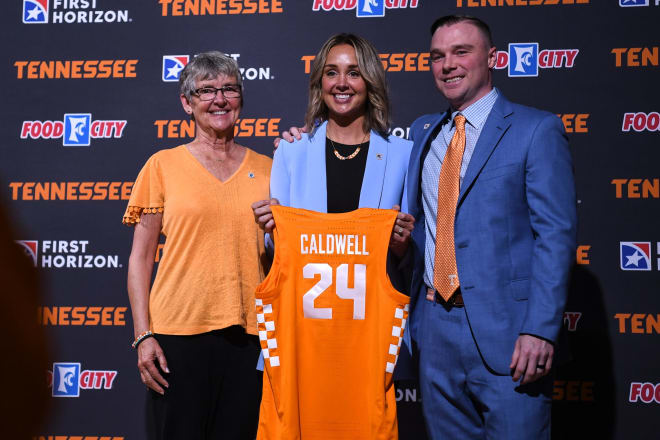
[458,97,513,205]
[303,122,329,213]
[358,131,387,209]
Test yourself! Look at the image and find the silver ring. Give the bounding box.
[398,226,403,234]
[536,364,545,370]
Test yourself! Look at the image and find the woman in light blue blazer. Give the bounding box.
[253,33,414,258]
[252,33,415,377]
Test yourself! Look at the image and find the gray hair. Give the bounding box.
[179,51,243,101]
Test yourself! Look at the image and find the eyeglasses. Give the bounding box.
[193,85,242,101]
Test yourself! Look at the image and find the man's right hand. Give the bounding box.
[252,198,280,234]
[273,126,306,151]
[137,337,169,395]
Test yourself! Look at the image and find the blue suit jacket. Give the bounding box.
[271,121,412,211]
[404,94,577,375]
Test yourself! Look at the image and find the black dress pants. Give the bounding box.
[147,326,262,440]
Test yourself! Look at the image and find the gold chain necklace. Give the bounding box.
[328,128,369,161]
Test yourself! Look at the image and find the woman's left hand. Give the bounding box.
[389,205,414,258]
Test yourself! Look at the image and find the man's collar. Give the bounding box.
[446,87,499,128]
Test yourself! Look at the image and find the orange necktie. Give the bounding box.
[431,114,466,302]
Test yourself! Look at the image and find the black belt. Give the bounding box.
[426,287,464,307]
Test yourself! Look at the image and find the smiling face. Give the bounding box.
[180,73,241,136]
[321,44,368,124]
[430,21,496,111]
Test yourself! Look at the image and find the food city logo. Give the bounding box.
[38,306,128,326]
[611,178,659,199]
[159,0,283,15]
[622,112,660,132]
[612,47,658,67]
[312,0,418,17]
[629,382,660,404]
[15,240,121,269]
[619,241,659,271]
[494,44,579,77]
[302,53,431,74]
[48,362,117,397]
[614,313,660,334]
[22,0,131,24]
[456,0,589,6]
[15,59,138,79]
[155,118,282,138]
[163,54,273,82]
[20,114,126,147]
[620,0,660,7]
[298,45,579,76]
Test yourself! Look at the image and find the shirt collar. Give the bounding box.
[447,87,499,130]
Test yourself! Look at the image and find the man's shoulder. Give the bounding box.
[494,96,566,146]
[496,96,558,125]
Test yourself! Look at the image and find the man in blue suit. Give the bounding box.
[404,15,576,438]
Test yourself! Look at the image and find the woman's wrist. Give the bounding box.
[132,330,154,349]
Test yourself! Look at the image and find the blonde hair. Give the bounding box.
[304,34,391,138]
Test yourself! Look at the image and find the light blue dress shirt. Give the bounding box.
[422,88,499,288]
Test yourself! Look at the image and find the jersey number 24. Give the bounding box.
[302,263,366,320]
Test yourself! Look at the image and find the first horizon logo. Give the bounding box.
[23,0,48,23]
[15,239,121,269]
[162,55,189,82]
[23,0,131,24]
[620,242,659,271]
[163,53,272,82]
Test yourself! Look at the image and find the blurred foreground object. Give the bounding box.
[0,203,49,438]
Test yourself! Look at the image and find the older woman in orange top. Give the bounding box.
[123,51,271,440]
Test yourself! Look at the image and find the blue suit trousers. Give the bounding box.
[417,288,552,440]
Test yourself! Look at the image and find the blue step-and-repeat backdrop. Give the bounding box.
[1,1,659,439]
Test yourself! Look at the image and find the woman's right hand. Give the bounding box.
[137,336,169,395]
[252,198,280,234]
